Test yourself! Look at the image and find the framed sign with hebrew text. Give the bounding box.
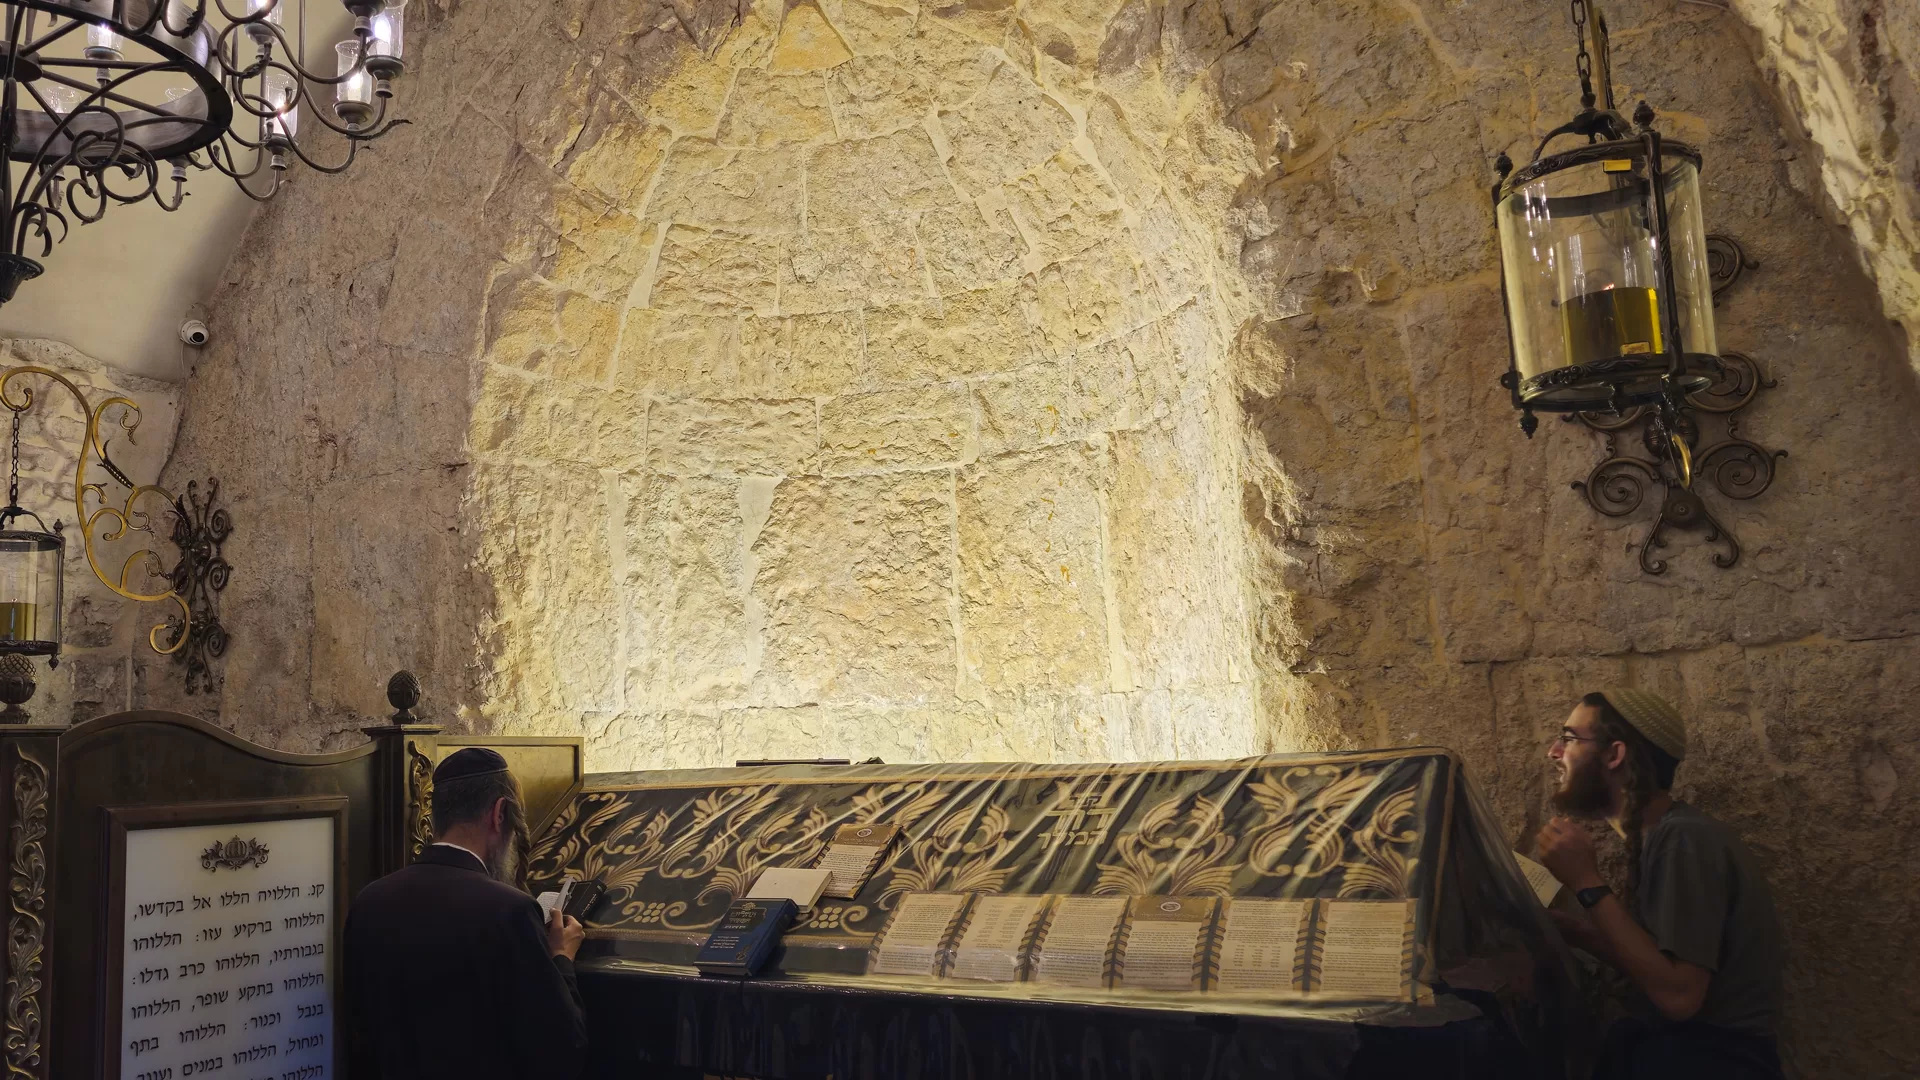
[103,796,347,1080]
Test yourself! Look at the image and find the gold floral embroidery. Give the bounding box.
[1092,793,1235,896]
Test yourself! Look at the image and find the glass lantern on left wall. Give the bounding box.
[0,520,63,665]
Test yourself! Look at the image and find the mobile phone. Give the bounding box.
[563,879,607,922]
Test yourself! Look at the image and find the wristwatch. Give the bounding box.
[1575,884,1613,909]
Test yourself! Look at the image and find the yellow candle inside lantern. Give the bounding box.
[0,602,36,642]
[1561,285,1663,367]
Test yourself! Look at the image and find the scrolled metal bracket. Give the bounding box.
[167,479,232,695]
[1568,347,1787,574]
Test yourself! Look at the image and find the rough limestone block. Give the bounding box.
[615,308,742,394]
[716,68,838,147]
[918,204,1028,295]
[650,226,784,314]
[647,397,816,476]
[559,94,672,206]
[825,53,936,138]
[645,141,804,233]
[587,710,726,772]
[482,269,620,384]
[818,384,974,474]
[1032,241,1161,356]
[1105,418,1243,691]
[783,218,929,314]
[972,359,1076,456]
[468,460,619,717]
[957,444,1112,695]
[938,62,1078,192]
[816,0,918,57]
[1007,149,1129,266]
[720,702,933,763]
[622,472,752,708]
[866,285,1037,383]
[806,128,962,231]
[751,473,955,705]
[769,0,854,71]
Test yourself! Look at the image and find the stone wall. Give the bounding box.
[0,339,180,723]
[1731,0,1919,369]
[1213,1,1920,1075]
[159,0,1920,1073]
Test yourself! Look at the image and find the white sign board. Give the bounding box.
[112,803,341,1080]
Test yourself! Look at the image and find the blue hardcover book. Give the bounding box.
[695,898,796,977]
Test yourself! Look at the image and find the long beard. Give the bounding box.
[485,799,532,891]
[1551,755,1613,818]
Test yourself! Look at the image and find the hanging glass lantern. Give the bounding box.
[0,413,61,665]
[1491,1,1718,434]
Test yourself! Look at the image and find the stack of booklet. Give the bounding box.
[863,891,1421,998]
[694,866,835,977]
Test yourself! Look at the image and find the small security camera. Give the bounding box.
[179,319,209,347]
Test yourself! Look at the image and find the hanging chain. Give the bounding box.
[1571,0,1595,109]
[6,408,19,513]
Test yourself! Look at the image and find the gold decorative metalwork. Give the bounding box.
[0,366,188,653]
[5,748,47,1079]
[404,742,434,862]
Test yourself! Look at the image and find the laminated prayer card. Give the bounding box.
[1213,898,1312,993]
[816,823,902,899]
[870,892,970,977]
[949,894,1052,983]
[1030,895,1128,989]
[1116,896,1215,991]
[1313,899,1417,1000]
[1512,852,1563,906]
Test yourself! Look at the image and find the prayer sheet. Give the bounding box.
[1118,896,1214,991]
[1214,898,1310,992]
[816,823,901,899]
[949,894,1051,982]
[870,892,968,977]
[1031,896,1127,988]
[1314,899,1415,1000]
[1512,852,1563,906]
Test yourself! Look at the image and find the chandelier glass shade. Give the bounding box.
[0,0,410,306]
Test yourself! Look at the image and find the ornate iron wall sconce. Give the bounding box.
[0,365,234,707]
[1568,350,1785,574]
[1488,1,1784,574]
[168,479,230,695]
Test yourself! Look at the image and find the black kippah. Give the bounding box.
[433,747,509,784]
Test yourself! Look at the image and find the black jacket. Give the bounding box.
[345,845,589,1079]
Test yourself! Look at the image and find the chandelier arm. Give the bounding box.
[292,82,401,141]
[281,129,362,174]
[34,67,182,120]
[20,13,82,54]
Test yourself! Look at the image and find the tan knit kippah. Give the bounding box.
[1600,687,1686,761]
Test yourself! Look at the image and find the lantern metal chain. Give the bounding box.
[6,408,18,515]
[1571,0,1594,109]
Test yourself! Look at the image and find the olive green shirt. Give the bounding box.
[1635,801,1785,1035]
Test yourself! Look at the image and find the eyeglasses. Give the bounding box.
[1549,731,1600,749]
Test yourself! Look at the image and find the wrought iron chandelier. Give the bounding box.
[1489,0,1784,573]
[0,0,410,306]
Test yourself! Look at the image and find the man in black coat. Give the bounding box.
[346,747,590,1079]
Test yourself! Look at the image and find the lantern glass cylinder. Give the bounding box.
[1496,149,1717,411]
[0,531,62,657]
